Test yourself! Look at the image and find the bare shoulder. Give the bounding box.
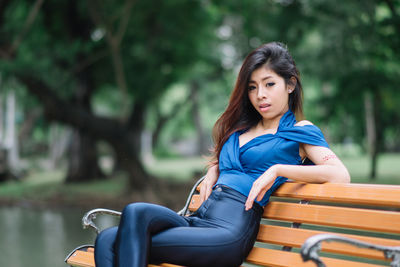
[295,120,314,126]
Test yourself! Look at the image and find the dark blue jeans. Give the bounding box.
[94,185,263,267]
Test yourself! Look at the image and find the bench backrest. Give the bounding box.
[188,182,400,266]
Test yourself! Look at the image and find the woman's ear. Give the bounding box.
[287,76,297,93]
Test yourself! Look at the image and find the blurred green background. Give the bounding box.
[1,0,400,210]
[0,0,399,266]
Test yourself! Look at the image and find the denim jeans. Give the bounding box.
[94,185,263,267]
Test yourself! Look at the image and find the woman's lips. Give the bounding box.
[259,103,271,112]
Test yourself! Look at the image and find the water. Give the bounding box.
[0,205,119,267]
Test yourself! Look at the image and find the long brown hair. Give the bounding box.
[210,42,304,165]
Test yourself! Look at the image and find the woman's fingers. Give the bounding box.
[200,182,212,204]
[200,165,219,204]
[200,184,207,203]
[257,187,268,201]
[245,178,275,210]
[199,187,205,203]
[245,184,260,210]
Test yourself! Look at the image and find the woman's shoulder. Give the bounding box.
[288,119,329,148]
[294,120,314,127]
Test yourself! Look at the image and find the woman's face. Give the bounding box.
[247,66,294,123]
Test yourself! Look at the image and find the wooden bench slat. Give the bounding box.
[149,264,183,267]
[66,246,388,267]
[188,194,201,211]
[67,250,183,267]
[273,183,400,207]
[66,250,95,267]
[246,247,386,267]
[196,182,400,207]
[264,202,400,234]
[257,225,400,261]
[189,182,400,212]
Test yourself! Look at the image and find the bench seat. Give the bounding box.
[66,182,400,267]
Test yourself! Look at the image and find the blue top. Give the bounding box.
[215,110,329,206]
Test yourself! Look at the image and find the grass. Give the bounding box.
[0,169,127,203]
[145,156,208,181]
[147,152,400,185]
[341,153,400,184]
[0,169,64,198]
[0,153,399,205]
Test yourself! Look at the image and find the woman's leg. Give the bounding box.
[114,202,190,267]
[96,224,249,267]
[94,227,118,267]
[95,187,262,267]
[149,186,263,267]
[94,203,190,267]
[149,189,262,267]
[149,225,254,267]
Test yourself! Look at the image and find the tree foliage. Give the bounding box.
[0,0,399,185]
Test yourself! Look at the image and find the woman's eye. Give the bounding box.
[266,82,275,87]
[248,85,256,90]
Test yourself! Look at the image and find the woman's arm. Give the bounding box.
[199,164,219,204]
[279,144,350,183]
[245,144,350,211]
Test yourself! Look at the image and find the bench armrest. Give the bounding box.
[300,233,400,267]
[177,176,205,216]
[82,208,122,234]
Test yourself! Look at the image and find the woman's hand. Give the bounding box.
[245,165,279,211]
[199,165,219,204]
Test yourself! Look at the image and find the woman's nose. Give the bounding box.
[257,87,267,99]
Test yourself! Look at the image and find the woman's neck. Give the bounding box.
[258,119,279,132]
[259,112,286,131]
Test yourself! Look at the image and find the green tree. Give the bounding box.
[301,0,400,179]
[0,0,217,189]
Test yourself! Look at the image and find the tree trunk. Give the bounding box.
[18,74,150,190]
[124,102,151,190]
[0,77,3,143]
[64,66,106,182]
[364,92,378,180]
[65,129,104,182]
[18,107,41,154]
[190,80,207,155]
[0,83,7,181]
[141,129,154,164]
[0,89,19,181]
[110,134,149,191]
[0,148,11,182]
[4,90,19,171]
[151,97,188,150]
[48,124,70,169]
[152,109,168,151]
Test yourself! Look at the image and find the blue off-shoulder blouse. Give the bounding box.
[215,110,329,206]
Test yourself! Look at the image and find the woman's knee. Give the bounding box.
[95,226,118,251]
[95,227,118,267]
[122,202,150,220]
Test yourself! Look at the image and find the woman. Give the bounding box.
[95,42,350,267]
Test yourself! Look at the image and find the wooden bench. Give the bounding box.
[65,179,400,267]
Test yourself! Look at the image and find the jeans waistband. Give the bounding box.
[213,185,263,215]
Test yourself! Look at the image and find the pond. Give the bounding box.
[0,205,118,267]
